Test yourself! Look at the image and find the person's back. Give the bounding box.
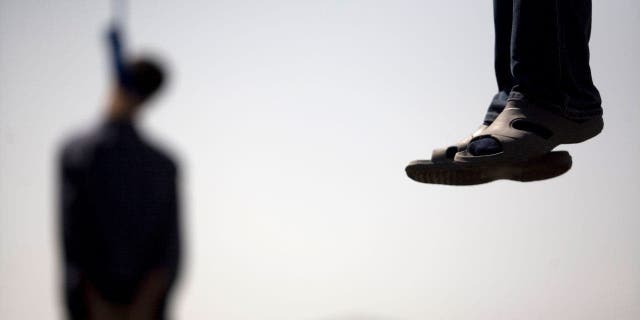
[59,58,180,320]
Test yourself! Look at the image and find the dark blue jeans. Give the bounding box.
[484,0,603,124]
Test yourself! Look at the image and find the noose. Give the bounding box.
[107,0,131,90]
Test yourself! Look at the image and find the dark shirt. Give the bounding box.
[59,120,180,318]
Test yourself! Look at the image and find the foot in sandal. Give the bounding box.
[429,125,488,163]
[406,95,603,185]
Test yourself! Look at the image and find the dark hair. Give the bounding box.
[125,58,165,100]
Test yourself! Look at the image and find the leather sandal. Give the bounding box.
[405,99,602,185]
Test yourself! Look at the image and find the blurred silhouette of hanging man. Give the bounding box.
[58,25,181,320]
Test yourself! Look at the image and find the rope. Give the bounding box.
[107,0,131,89]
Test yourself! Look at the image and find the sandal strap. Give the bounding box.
[431,147,457,163]
[430,125,489,162]
[455,100,603,163]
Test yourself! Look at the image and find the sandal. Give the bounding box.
[406,150,573,185]
[405,99,602,185]
[430,125,488,163]
[454,99,603,163]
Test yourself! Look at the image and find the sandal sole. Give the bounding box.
[405,151,572,186]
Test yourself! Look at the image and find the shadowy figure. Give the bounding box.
[58,56,180,319]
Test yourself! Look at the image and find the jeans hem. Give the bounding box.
[507,91,603,121]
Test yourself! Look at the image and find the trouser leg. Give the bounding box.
[510,0,563,106]
[484,0,515,125]
[510,0,602,119]
[557,0,602,120]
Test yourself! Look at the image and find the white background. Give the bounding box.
[1,1,639,319]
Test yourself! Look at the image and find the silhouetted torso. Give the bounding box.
[59,120,180,319]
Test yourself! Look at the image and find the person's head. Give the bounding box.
[109,57,166,120]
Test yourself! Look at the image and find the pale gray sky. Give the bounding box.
[1,1,639,319]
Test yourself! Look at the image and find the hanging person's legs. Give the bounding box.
[405,0,601,185]
[424,0,514,164]
[405,0,520,184]
[484,0,515,126]
[557,0,602,120]
[462,0,603,159]
[457,0,516,157]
